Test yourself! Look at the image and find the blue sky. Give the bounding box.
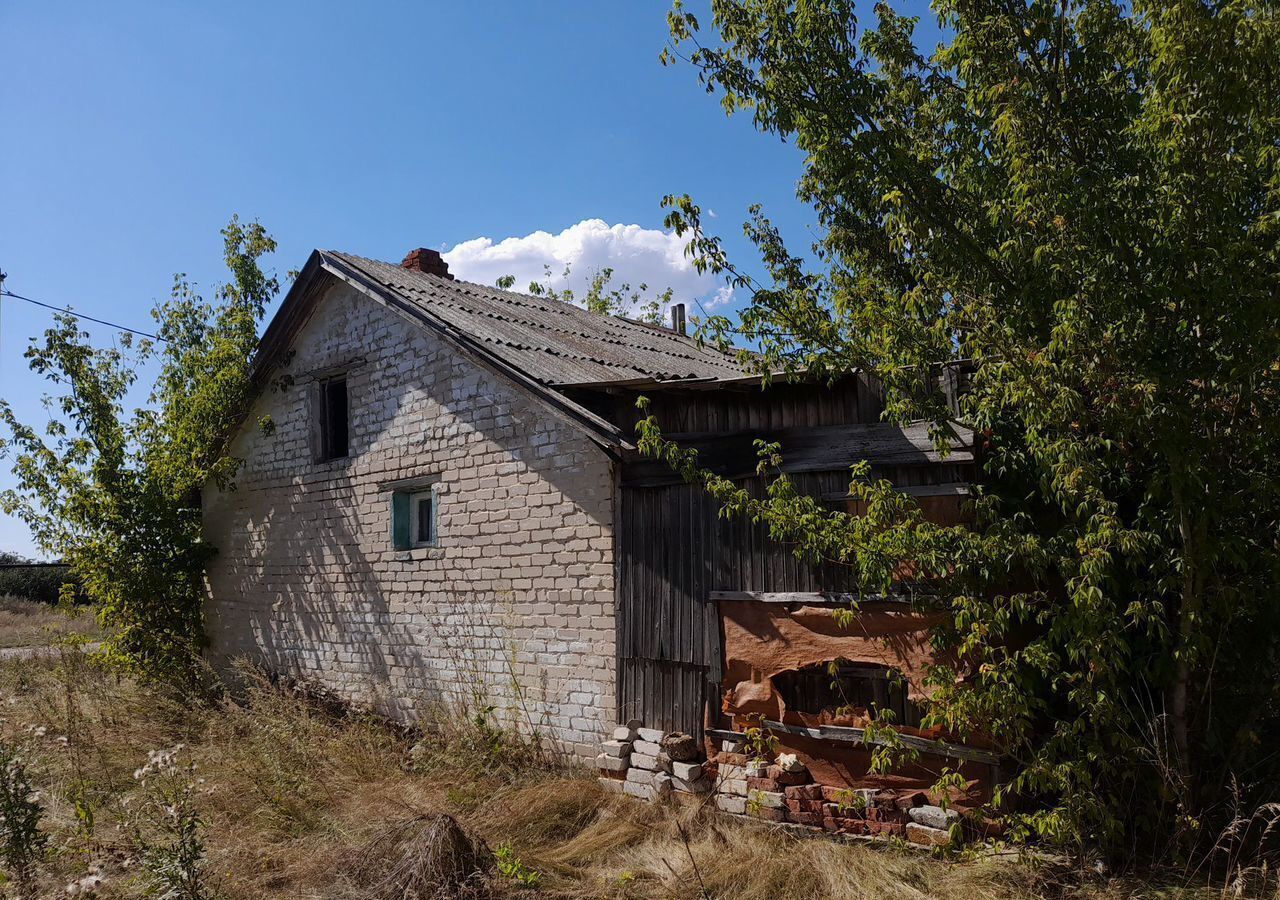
[0,1,938,557]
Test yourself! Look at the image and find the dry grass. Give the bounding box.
[0,595,102,648]
[0,649,1244,899]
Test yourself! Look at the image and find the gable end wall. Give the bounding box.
[201,281,616,757]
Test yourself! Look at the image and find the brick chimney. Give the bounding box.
[400,247,453,280]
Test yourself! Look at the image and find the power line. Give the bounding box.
[0,287,163,341]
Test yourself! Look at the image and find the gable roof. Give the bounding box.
[326,252,749,388]
[251,250,749,453]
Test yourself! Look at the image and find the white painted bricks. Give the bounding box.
[201,281,617,759]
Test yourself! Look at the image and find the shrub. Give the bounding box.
[0,740,47,894]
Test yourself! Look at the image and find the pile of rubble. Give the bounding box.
[596,722,961,848]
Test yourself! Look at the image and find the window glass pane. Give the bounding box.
[415,494,434,545]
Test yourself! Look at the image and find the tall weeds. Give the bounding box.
[0,647,1255,899]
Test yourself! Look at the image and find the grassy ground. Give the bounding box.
[0,648,1237,899]
[0,595,102,648]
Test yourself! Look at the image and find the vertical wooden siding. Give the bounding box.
[616,466,971,739]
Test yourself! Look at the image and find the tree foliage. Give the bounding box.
[497,263,671,323]
[655,0,1280,855]
[0,218,278,688]
[0,553,77,606]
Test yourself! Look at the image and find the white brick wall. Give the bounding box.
[202,281,617,758]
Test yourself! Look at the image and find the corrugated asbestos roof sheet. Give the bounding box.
[327,252,750,388]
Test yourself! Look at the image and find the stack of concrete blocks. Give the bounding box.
[710,734,750,814]
[597,720,710,801]
[661,731,712,799]
[627,725,672,799]
[595,719,637,795]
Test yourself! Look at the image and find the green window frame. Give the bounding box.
[391,486,437,550]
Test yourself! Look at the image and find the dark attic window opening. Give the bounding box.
[774,660,923,728]
[318,376,349,461]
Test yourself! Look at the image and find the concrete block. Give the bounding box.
[600,740,632,758]
[637,727,666,743]
[714,794,747,814]
[719,777,747,796]
[652,773,674,796]
[625,768,653,785]
[611,725,638,741]
[623,781,654,801]
[596,754,628,773]
[906,823,951,847]
[672,761,703,781]
[597,777,624,794]
[632,739,663,756]
[717,764,746,780]
[630,752,659,770]
[673,776,711,794]
[747,789,786,809]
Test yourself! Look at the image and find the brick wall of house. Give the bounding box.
[201,280,617,758]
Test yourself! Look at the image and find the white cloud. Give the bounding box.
[443,219,734,317]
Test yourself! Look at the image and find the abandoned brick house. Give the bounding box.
[202,246,995,801]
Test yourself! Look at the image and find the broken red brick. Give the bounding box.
[840,819,868,835]
[750,807,786,822]
[714,751,747,766]
[789,811,822,827]
[785,798,824,815]
[873,790,898,809]
[746,776,780,792]
[822,816,841,832]
[820,785,858,803]
[783,784,822,801]
[768,766,811,786]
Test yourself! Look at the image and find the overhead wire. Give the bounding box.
[0,284,163,341]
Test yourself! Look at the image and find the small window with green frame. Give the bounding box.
[391,485,438,550]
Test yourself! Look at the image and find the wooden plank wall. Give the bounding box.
[613,376,973,741]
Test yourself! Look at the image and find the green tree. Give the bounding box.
[0,217,279,688]
[654,0,1280,854]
